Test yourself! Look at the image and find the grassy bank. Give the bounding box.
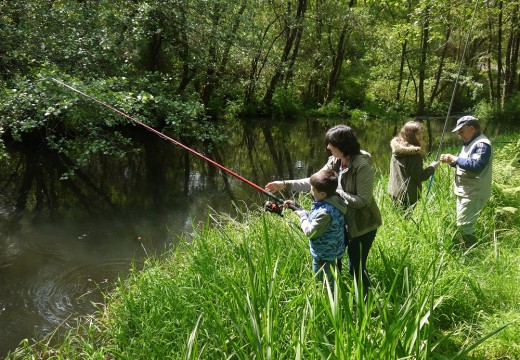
[8,135,520,359]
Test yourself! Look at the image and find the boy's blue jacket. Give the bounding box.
[295,193,347,261]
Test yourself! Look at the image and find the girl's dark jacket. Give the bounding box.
[388,138,435,207]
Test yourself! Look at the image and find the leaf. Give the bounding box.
[503,187,520,195]
[452,323,511,359]
[495,207,518,215]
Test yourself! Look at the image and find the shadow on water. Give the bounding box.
[0,116,460,356]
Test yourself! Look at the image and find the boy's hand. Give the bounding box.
[283,200,303,211]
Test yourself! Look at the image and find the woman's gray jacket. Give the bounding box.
[284,151,382,238]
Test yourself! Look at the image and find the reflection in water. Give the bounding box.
[0,117,456,356]
[0,184,245,356]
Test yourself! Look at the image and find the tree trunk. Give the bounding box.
[304,0,324,105]
[486,3,495,103]
[393,36,407,136]
[244,54,261,106]
[284,9,305,86]
[425,27,450,152]
[325,22,348,103]
[263,0,307,108]
[503,3,519,102]
[200,5,222,109]
[141,8,165,72]
[396,38,408,104]
[177,8,195,93]
[244,17,279,106]
[417,5,430,116]
[497,0,503,106]
[201,2,247,109]
[428,27,451,109]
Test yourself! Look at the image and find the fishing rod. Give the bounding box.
[425,0,480,198]
[51,78,297,215]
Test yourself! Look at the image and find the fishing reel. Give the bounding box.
[264,200,284,217]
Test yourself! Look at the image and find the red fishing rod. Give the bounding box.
[51,78,297,214]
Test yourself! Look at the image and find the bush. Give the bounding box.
[272,86,303,117]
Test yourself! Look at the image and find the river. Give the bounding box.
[0,117,459,356]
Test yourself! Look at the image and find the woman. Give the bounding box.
[266,125,381,293]
[388,121,439,209]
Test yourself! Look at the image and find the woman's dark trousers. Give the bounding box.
[347,230,377,294]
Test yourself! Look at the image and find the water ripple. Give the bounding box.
[27,260,138,334]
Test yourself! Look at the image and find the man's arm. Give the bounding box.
[455,142,491,173]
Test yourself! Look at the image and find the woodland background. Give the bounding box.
[0,0,519,214]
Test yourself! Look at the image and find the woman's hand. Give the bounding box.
[265,181,286,192]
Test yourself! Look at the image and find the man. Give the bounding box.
[440,115,493,248]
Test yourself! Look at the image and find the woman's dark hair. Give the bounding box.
[325,125,361,156]
[310,169,338,197]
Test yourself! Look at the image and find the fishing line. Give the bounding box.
[51,78,296,211]
[426,0,480,197]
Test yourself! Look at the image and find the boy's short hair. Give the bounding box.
[310,169,338,197]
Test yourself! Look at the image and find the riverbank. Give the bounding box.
[7,134,520,359]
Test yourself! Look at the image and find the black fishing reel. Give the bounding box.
[264,200,284,217]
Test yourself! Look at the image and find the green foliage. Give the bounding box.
[489,137,520,231]
[271,86,304,118]
[3,0,520,122]
[476,93,520,130]
[311,98,350,118]
[349,108,369,124]
[0,131,7,162]
[334,70,369,110]
[222,99,246,121]
[0,67,226,181]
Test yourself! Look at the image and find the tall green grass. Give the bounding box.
[8,138,520,359]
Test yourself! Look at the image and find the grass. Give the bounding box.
[7,136,520,359]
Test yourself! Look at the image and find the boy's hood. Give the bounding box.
[323,193,348,215]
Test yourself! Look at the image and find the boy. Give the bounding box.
[284,169,348,286]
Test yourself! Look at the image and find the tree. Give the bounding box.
[262,0,308,108]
